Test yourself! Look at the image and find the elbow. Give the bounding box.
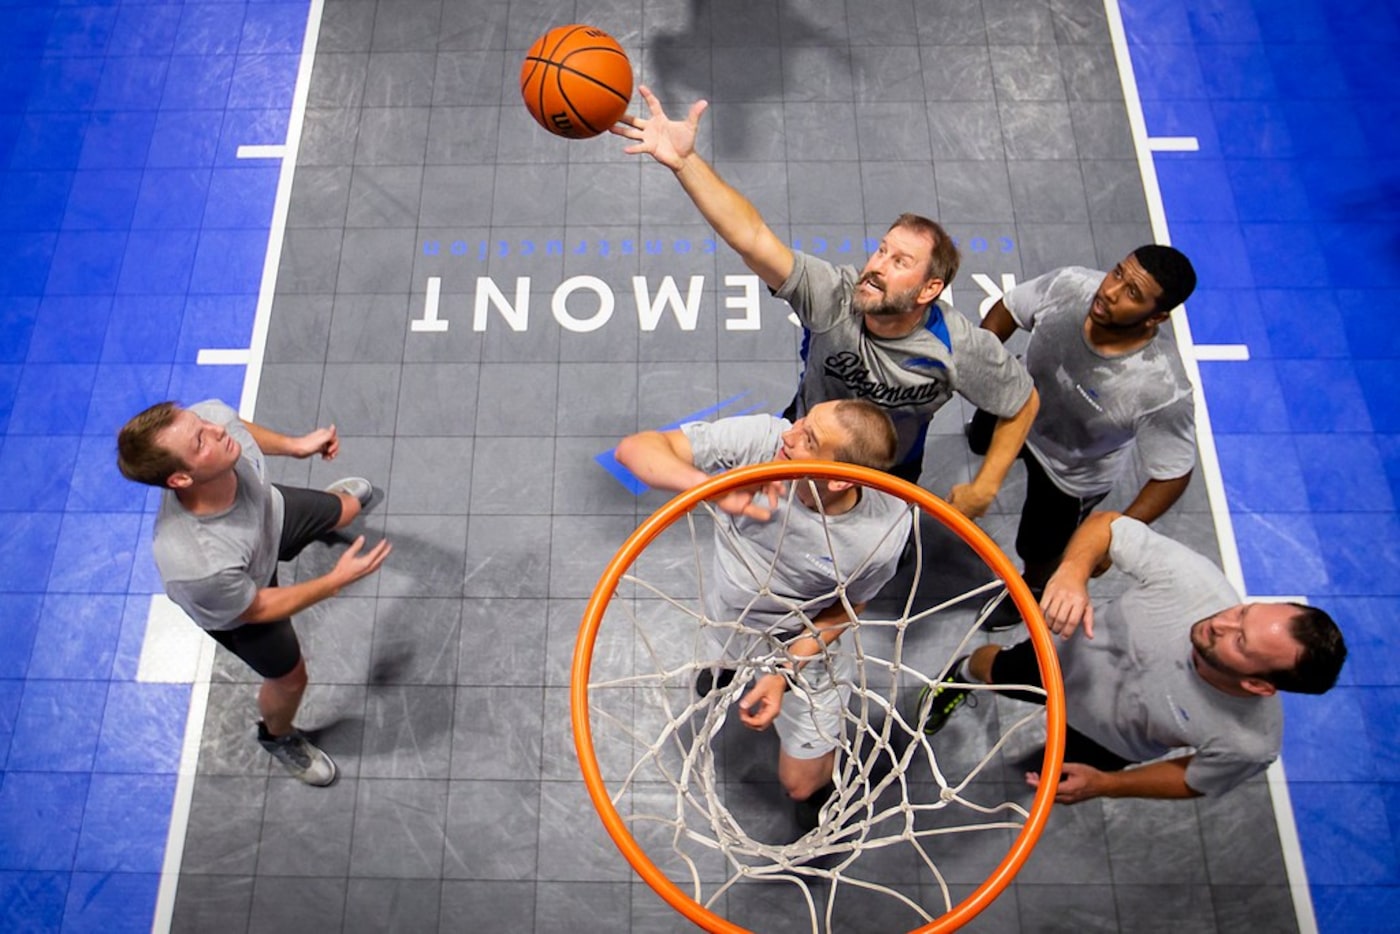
[614,434,644,472]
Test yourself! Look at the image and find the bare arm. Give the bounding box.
[241,419,341,460]
[1039,510,1121,639]
[948,388,1039,519]
[239,536,391,622]
[980,298,1019,342]
[1027,756,1201,803]
[613,86,794,290]
[1122,473,1192,525]
[615,428,784,521]
[739,601,864,730]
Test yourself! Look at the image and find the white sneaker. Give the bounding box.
[325,476,373,506]
[258,723,338,786]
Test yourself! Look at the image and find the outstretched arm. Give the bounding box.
[949,388,1039,519]
[242,419,341,460]
[613,86,794,290]
[1039,510,1120,639]
[1122,473,1192,525]
[615,428,783,520]
[1026,756,1200,803]
[239,536,392,622]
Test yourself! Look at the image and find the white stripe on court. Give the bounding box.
[236,144,288,159]
[1101,2,1318,932]
[136,596,204,684]
[1193,344,1252,361]
[150,0,327,929]
[1148,136,1201,151]
[194,348,251,365]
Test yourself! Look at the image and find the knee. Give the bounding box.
[268,658,308,692]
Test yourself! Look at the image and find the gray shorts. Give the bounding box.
[774,649,854,760]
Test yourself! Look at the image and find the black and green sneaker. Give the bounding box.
[916,657,976,736]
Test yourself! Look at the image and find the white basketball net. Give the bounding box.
[575,466,1061,933]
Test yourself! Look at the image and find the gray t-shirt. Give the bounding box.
[1005,266,1196,497]
[153,400,285,632]
[1057,517,1282,796]
[776,252,1033,466]
[680,414,911,634]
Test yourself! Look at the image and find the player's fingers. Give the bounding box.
[1081,605,1095,640]
[687,98,709,125]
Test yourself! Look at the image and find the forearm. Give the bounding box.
[614,431,708,492]
[1122,474,1191,525]
[1056,511,1120,582]
[1094,757,1200,800]
[241,420,303,457]
[970,389,1038,492]
[783,603,862,669]
[239,574,344,623]
[672,155,792,288]
[980,299,1019,341]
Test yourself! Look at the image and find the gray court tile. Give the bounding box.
[425,106,501,164]
[296,595,377,685]
[781,100,860,161]
[1070,99,1137,159]
[386,436,474,514]
[845,0,919,46]
[318,0,376,53]
[851,45,926,102]
[1196,781,1291,883]
[327,292,409,362]
[928,101,1007,160]
[307,52,369,110]
[363,50,435,107]
[1210,884,1300,933]
[169,874,254,933]
[921,44,996,101]
[457,597,549,686]
[491,163,569,227]
[473,361,559,435]
[344,879,442,934]
[1061,43,1124,101]
[392,364,482,439]
[462,514,552,598]
[256,776,357,876]
[180,775,266,874]
[991,45,1069,101]
[781,45,855,101]
[1015,222,1098,273]
[550,515,641,598]
[497,105,573,164]
[376,514,469,598]
[370,0,442,51]
[1008,160,1091,224]
[1050,0,1111,45]
[305,435,396,501]
[372,596,461,685]
[709,0,779,45]
[505,3,563,50]
[712,101,787,162]
[439,880,536,933]
[937,159,1015,222]
[1015,796,1112,884]
[1114,884,1218,934]
[287,165,353,228]
[254,362,325,431]
[299,107,361,166]
[336,227,419,293]
[1016,882,1120,932]
[469,435,558,514]
[318,362,402,434]
[276,228,343,293]
[711,46,783,102]
[556,362,637,436]
[443,779,542,879]
[354,106,430,164]
[537,781,634,882]
[344,164,423,228]
[432,50,509,107]
[360,684,455,778]
[449,686,543,779]
[566,163,643,227]
[252,879,342,932]
[855,103,935,162]
[1103,795,1210,884]
[1000,101,1079,159]
[349,777,450,877]
[638,359,717,427]
[982,0,1057,44]
[787,161,865,224]
[860,160,938,225]
[1080,159,1151,222]
[716,358,800,412]
[915,0,989,45]
[199,683,271,776]
[536,882,634,933]
[439,0,509,51]
[1091,221,1157,272]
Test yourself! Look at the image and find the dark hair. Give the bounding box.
[117,401,185,487]
[1132,244,1197,314]
[829,399,898,471]
[1264,603,1347,694]
[890,213,960,293]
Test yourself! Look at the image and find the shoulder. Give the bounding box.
[189,399,239,424]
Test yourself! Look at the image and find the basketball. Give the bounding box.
[520,24,633,139]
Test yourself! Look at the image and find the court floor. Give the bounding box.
[0,0,1396,930]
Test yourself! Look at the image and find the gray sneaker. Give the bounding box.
[325,476,373,506]
[258,722,338,786]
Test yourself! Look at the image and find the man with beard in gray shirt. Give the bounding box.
[614,88,1038,517]
[969,246,1198,629]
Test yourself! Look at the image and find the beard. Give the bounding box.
[853,274,926,317]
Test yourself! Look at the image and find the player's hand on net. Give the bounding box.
[1040,573,1094,639]
[738,674,786,730]
[612,85,707,171]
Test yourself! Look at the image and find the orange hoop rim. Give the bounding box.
[571,461,1066,934]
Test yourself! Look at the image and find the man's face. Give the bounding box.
[778,402,851,462]
[1190,602,1303,689]
[853,226,942,318]
[1089,254,1166,329]
[157,409,241,486]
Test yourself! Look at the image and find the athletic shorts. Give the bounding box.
[207,484,343,680]
[774,649,854,760]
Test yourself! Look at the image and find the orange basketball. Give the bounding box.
[520,24,633,139]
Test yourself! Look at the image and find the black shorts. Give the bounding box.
[989,640,1133,773]
[207,484,343,680]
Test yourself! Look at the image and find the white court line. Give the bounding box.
[194,348,251,365]
[1193,344,1251,361]
[1148,136,1201,151]
[151,0,327,929]
[236,143,288,159]
[1101,2,1318,932]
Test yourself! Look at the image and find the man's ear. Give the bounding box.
[1239,677,1278,698]
[166,471,192,490]
[918,278,946,305]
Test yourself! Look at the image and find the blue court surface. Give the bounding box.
[1,0,1396,930]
